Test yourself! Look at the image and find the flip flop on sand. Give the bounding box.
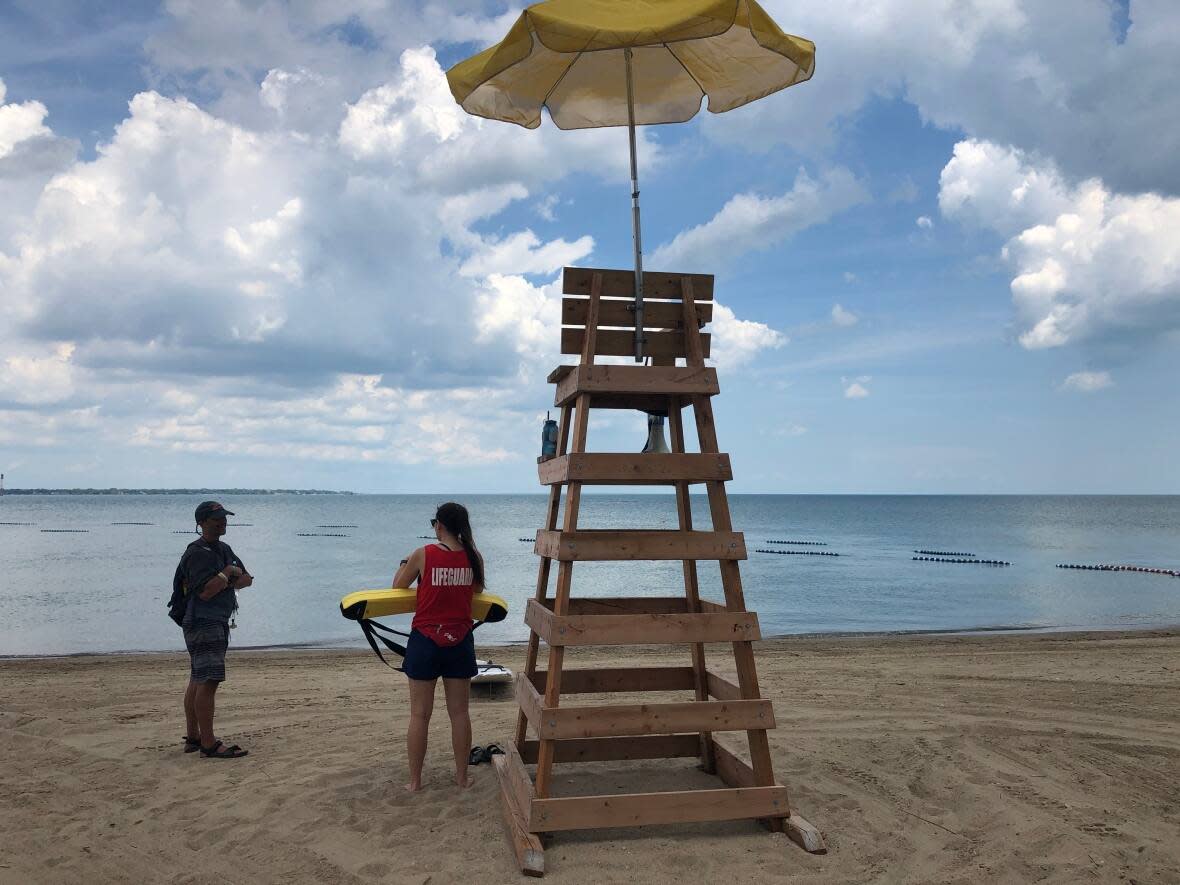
[484,743,505,761]
[200,740,248,759]
[468,745,485,765]
[183,736,201,753]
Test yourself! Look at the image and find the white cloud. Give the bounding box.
[0,343,76,405]
[1060,370,1113,392]
[939,139,1180,351]
[831,304,859,327]
[916,215,933,229]
[708,1,1180,195]
[650,167,868,271]
[707,303,786,369]
[843,375,872,399]
[0,79,51,158]
[842,271,858,284]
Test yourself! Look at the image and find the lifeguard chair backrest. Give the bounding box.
[561,267,714,363]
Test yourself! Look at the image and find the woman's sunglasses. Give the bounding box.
[430,518,438,527]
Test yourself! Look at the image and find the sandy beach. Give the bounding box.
[1,630,1177,884]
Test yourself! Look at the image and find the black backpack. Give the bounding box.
[167,542,199,626]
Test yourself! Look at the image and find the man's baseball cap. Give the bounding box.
[194,501,235,522]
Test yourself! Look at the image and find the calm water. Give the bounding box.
[0,494,1177,656]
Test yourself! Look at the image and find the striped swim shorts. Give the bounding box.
[184,620,230,683]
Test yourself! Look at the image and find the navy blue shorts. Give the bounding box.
[403,628,477,681]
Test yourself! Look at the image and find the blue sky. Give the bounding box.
[0,0,1177,494]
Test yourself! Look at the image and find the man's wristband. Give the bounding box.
[217,571,228,584]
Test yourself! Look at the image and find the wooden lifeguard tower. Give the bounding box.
[492,266,825,876]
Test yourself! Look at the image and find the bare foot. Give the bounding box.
[405,782,423,793]
[455,773,473,789]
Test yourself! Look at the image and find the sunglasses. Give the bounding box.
[430,518,438,527]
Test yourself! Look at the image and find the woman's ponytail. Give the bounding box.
[435,502,484,589]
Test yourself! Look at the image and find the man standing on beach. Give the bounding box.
[176,501,253,758]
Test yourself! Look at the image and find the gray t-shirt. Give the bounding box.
[178,539,245,626]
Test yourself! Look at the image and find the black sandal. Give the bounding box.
[200,740,248,758]
[484,743,505,760]
[183,736,201,753]
[469,745,485,765]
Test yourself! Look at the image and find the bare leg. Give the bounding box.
[442,677,472,788]
[406,678,436,792]
[184,678,199,740]
[194,681,219,748]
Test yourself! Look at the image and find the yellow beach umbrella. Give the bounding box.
[446,0,815,359]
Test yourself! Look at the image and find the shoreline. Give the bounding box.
[4,620,1179,662]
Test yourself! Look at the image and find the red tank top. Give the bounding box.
[413,544,476,646]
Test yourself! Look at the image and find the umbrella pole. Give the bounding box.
[624,47,645,362]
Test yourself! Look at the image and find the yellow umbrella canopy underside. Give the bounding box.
[446,0,815,130]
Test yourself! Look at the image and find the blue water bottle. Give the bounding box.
[541,412,558,459]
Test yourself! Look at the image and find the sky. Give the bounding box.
[0,0,1177,494]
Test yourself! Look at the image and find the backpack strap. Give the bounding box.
[359,619,410,670]
[356,618,488,670]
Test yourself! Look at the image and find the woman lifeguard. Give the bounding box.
[392,502,485,791]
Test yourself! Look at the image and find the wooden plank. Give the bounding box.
[554,365,718,408]
[535,529,745,561]
[557,596,690,616]
[563,266,715,301]
[526,602,761,647]
[711,738,758,788]
[562,327,710,359]
[537,698,775,740]
[517,401,572,747]
[786,812,828,854]
[515,673,545,735]
[528,666,697,694]
[698,599,727,614]
[547,364,575,384]
[519,734,700,764]
[563,297,712,329]
[538,453,732,486]
[578,272,602,364]
[529,786,789,832]
[707,671,742,701]
[493,748,545,876]
[670,399,715,773]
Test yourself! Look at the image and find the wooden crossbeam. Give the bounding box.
[561,328,711,359]
[535,529,746,561]
[519,734,700,764]
[562,297,712,329]
[538,453,731,486]
[529,786,789,832]
[526,599,760,646]
[516,678,775,740]
[563,267,714,301]
[528,666,697,694]
[553,364,718,403]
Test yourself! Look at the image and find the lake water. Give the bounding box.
[1,494,1177,656]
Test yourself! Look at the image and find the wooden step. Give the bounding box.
[539,453,731,485]
[516,678,775,740]
[529,786,789,832]
[550,364,719,408]
[535,529,746,561]
[526,598,760,646]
